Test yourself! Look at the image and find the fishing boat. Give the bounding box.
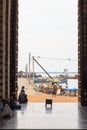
[59,77,67,83]
[53,77,67,84]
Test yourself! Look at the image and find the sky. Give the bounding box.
[18,0,78,72]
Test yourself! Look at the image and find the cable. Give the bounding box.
[34,56,77,61]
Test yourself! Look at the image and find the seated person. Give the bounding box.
[1,97,21,111]
[0,99,12,118]
[21,86,25,91]
[18,90,28,103]
[9,96,21,110]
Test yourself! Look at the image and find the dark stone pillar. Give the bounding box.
[78,0,87,106]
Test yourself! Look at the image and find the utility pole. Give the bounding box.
[25,64,28,78]
[32,56,35,83]
[29,52,31,84]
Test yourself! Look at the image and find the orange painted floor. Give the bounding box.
[18,78,78,103]
[27,94,78,102]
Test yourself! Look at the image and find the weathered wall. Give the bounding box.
[0,0,18,100]
[78,0,87,105]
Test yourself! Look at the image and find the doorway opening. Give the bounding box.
[18,0,78,103]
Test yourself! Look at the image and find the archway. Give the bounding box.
[0,0,87,106]
[18,0,78,103]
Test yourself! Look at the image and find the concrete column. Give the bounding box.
[7,0,11,99]
[2,0,6,98]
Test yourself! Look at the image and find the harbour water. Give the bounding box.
[36,72,78,88]
[36,71,78,77]
[61,79,78,89]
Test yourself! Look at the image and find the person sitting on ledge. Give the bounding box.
[18,89,28,103]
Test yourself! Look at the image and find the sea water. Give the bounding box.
[36,72,78,88]
[36,71,78,77]
[61,79,78,89]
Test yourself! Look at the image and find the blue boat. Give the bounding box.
[34,78,42,83]
[65,87,78,91]
[59,77,67,84]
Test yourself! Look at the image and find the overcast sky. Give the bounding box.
[18,0,78,72]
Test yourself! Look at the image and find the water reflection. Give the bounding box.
[45,106,52,113]
[20,103,28,115]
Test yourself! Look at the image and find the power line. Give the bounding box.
[34,56,77,61]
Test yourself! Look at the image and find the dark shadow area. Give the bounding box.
[78,104,87,129]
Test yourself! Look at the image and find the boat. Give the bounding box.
[59,77,67,83]
[53,77,67,84]
[65,87,78,91]
[34,77,42,83]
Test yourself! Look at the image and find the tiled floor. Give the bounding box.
[0,102,87,129]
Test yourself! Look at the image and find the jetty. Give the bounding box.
[18,78,78,102]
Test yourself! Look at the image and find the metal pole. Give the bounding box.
[25,64,28,78]
[32,56,35,83]
[33,57,59,87]
[33,57,53,80]
[29,52,31,84]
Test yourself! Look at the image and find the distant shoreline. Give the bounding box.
[18,71,78,79]
[36,72,78,79]
[36,71,78,74]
